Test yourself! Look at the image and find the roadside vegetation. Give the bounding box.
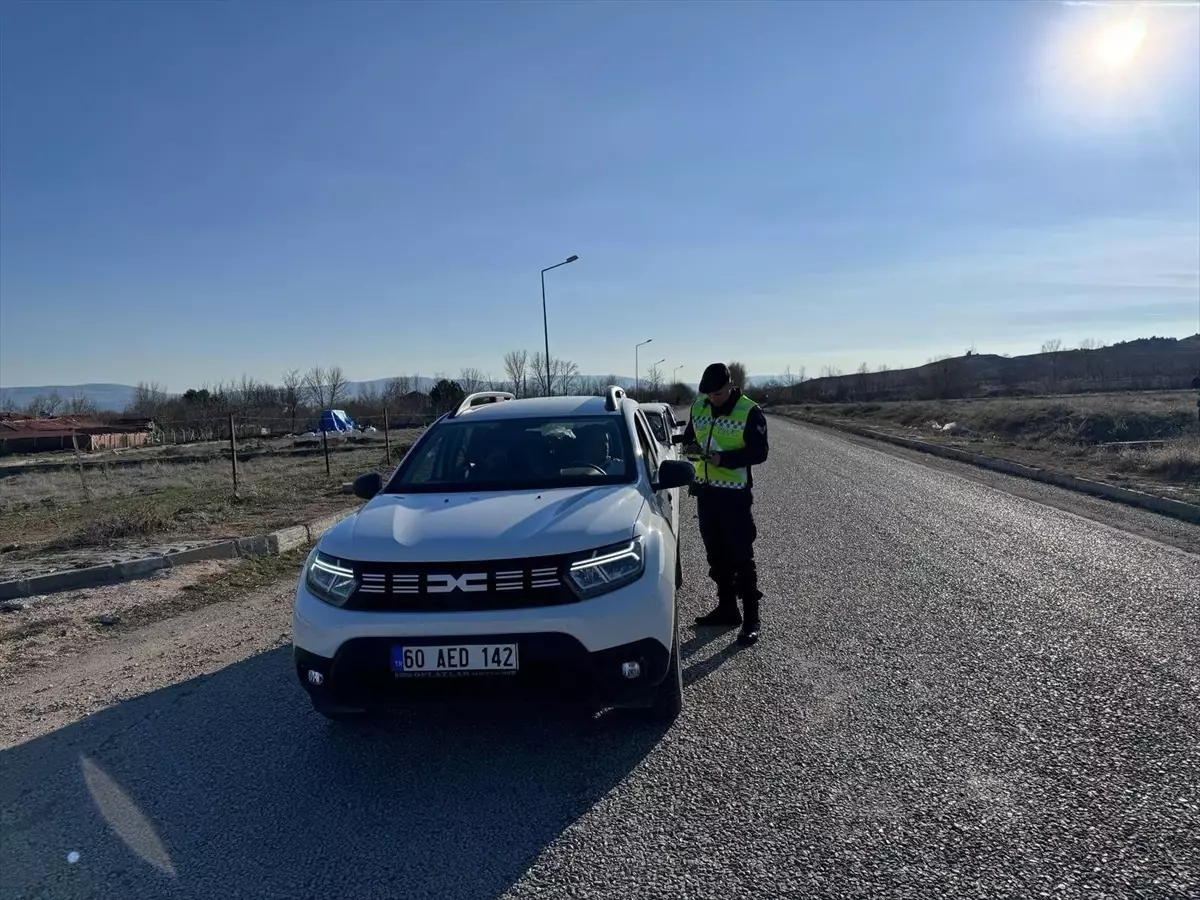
[776,391,1200,504]
[0,444,411,567]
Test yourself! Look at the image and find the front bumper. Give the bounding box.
[295,632,672,710]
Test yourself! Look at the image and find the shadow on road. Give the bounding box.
[0,647,670,900]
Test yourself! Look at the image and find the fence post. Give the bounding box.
[71,430,90,501]
[322,428,331,477]
[229,414,239,497]
[383,408,391,463]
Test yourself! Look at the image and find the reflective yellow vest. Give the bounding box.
[689,393,757,489]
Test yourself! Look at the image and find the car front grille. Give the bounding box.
[346,555,578,612]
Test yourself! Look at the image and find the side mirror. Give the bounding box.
[352,471,383,500]
[671,432,687,445]
[653,459,694,491]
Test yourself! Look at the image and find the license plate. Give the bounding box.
[391,643,519,677]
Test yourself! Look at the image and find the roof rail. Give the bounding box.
[603,385,626,412]
[449,391,516,419]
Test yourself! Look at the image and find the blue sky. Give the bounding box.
[1,0,1197,391]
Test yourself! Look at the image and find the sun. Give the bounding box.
[1094,18,1147,69]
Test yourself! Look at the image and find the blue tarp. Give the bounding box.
[318,409,357,433]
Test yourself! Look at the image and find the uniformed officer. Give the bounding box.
[676,362,769,645]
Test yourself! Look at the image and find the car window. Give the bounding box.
[645,411,668,444]
[385,415,635,493]
[633,412,661,481]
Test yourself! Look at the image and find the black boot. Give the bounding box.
[737,598,761,645]
[694,601,742,627]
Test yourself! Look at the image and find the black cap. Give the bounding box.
[698,362,731,394]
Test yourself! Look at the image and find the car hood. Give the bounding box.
[318,485,645,563]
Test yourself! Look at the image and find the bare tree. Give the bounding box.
[303,365,349,408]
[282,369,304,432]
[530,352,579,396]
[1041,339,1064,388]
[458,367,487,394]
[382,375,413,411]
[646,363,665,398]
[503,349,529,398]
[64,394,98,416]
[820,365,843,379]
[727,361,748,390]
[25,392,64,417]
[127,381,171,418]
[552,356,580,396]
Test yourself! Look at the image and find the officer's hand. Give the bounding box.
[705,451,722,467]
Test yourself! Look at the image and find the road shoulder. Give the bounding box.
[0,559,299,750]
[772,415,1200,557]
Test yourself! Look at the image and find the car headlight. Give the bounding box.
[565,537,645,599]
[306,550,357,607]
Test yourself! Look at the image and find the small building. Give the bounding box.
[0,415,152,456]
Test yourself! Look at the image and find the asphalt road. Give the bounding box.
[2,417,1198,899]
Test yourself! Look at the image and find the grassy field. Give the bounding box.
[776,391,1200,504]
[0,436,417,563]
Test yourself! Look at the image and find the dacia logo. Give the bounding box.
[427,572,489,593]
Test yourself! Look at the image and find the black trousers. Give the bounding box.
[694,487,762,614]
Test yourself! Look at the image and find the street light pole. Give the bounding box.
[635,338,653,399]
[541,254,579,397]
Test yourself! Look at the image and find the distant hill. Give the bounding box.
[0,383,139,412]
[755,335,1200,404]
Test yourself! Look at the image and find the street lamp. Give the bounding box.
[541,254,579,396]
[673,364,684,383]
[634,338,653,399]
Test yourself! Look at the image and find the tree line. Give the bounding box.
[22,352,701,432]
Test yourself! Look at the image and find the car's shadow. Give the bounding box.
[0,647,671,900]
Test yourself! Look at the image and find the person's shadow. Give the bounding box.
[681,627,748,688]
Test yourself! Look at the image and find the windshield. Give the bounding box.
[645,412,668,444]
[386,414,635,493]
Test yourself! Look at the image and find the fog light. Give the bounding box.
[621,661,641,679]
[306,669,325,686]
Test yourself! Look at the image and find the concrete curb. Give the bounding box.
[0,509,358,604]
[781,413,1200,526]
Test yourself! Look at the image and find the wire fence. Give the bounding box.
[0,412,431,512]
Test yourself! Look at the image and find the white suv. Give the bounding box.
[292,387,695,723]
[638,402,683,460]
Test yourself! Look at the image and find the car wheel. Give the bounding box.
[675,539,683,589]
[646,606,683,723]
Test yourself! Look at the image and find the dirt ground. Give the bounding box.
[0,551,304,749]
[0,438,419,580]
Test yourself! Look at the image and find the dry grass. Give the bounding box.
[1110,438,1200,482]
[0,442,413,554]
[794,391,1197,445]
[776,391,1200,504]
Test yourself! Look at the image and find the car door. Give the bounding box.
[634,410,677,539]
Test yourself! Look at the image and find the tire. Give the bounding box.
[646,605,683,723]
[675,537,683,589]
